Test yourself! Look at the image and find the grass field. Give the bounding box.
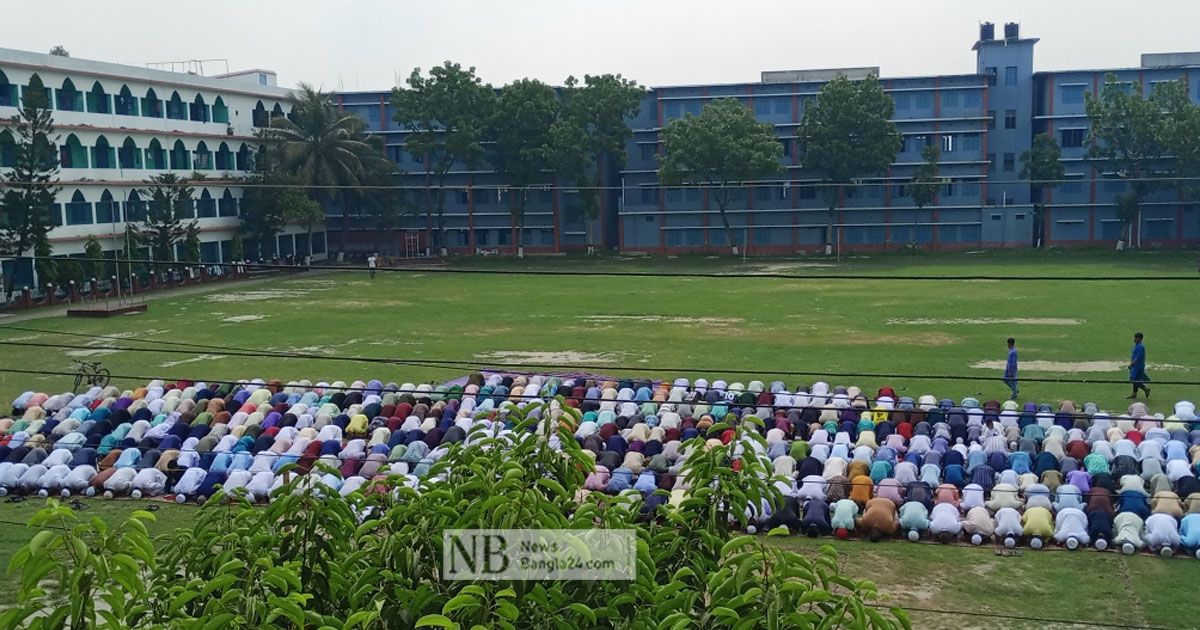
[1,248,1200,627]
[1,248,1198,411]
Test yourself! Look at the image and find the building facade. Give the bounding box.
[0,47,324,287]
[331,23,1200,255]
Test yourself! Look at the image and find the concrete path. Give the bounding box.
[0,268,345,324]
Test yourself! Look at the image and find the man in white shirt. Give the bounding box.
[367,253,378,279]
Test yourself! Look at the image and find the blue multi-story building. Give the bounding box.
[333,22,1200,255]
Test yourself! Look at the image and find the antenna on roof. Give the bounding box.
[144,58,231,76]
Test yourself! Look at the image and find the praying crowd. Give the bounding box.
[2,374,1200,558]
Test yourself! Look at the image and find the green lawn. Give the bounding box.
[777,537,1200,630]
[2,248,1198,411]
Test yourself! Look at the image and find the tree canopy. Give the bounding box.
[659,98,782,254]
[489,79,558,255]
[796,75,900,251]
[0,74,60,273]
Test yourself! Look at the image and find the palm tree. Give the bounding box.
[262,83,385,254]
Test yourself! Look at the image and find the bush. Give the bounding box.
[5,401,908,629]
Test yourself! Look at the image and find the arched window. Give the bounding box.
[115,85,138,116]
[91,135,115,169]
[236,143,253,171]
[142,87,162,118]
[252,101,268,127]
[197,189,216,218]
[96,189,119,223]
[219,188,239,217]
[271,102,285,120]
[56,78,81,111]
[215,142,233,170]
[118,137,141,169]
[212,96,229,124]
[190,93,209,122]
[145,138,165,170]
[166,91,186,120]
[169,139,190,170]
[193,141,212,170]
[59,134,87,168]
[287,105,298,124]
[0,70,16,107]
[24,73,52,107]
[65,190,93,225]
[0,129,15,168]
[86,81,110,114]
[126,189,146,223]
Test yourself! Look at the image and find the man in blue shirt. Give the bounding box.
[1003,337,1018,400]
[1128,332,1150,399]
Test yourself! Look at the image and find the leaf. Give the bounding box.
[416,613,459,629]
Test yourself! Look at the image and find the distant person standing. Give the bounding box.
[1128,332,1150,399]
[1003,337,1019,400]
[367,253,377,280]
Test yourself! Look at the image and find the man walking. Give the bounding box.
[1128,332,1150,399]
[367,253,377,280]
[1003,337,1019,400]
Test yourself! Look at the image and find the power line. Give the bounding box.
[7,256,1200,282]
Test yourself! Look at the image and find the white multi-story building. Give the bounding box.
[0,47,325,283]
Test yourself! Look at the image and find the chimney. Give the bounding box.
[1004,22,1020,39]
[979,22,995,42]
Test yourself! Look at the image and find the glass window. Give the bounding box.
[663,101,682,119]
[1003,153,1015,171]
[754,98,770,115]
[1005,66,1018,86]
[893,93,910,110]
[1061,85,1086,105]
[1061,128,1085,148]
[1004,109,1017,129]
[985,67,997,86]
[963,91,982,108]
[961,134,981,151]
[941,91,960,108]
[773,97,790,114]
[914,92,934,110]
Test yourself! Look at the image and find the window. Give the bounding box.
[773,97,790,114]
[754,99,770,115]
[961,134,981,151]
[798,185,816,200]
[987,153,996,173]
[95,192,118,223]
[914,92,934,110]
[1003,153,1015,172]
[640,144,655,162]
[196,190,216,218]
[987,110,996,129]
[1061,85,1086,105]
[684,100,701,115]
[941,91,960,108]
[985,67,997,86]
[1103,179,1127,193]
[755,186,772,202]
[961,181,981,197]
[943,180,956,196]
[1061,128,1085,148]
[65,191,92,225]
[1060,178,1083,195]
[779,138,792,157]
[663,101,682,119]
[219,190,239,217]
[942,135,954,152]
[640,187,658,204]
[963,91,981,107]
[1005,66,1018,86]
[893,183,908,198]
[893,93,911,110]
[1004,109,1017,129]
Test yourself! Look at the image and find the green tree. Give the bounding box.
[48,45,69,57]
[391,62,494,256]
[0,73,60,289]
[82,234,103,279]
[357,156,410,254]
[907,144,941,246]
[550,74,644,253]
[278,188,325,257]
[489,79,558,257]
[182,223,201,263]
[263,83,380,254]
[1152,80,1200,226]
[797,75,901,254]
[138,173,196,263]
[1086,76,1174,247]
[1020,133,1066,248]
[659,98,782,255]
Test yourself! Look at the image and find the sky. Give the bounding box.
[8,1,1200,91]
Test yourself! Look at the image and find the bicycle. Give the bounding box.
[72,360,111,393]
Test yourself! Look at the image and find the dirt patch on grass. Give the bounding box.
[160,354,227,368]
[888,317,1084,326]
[208,289,314,303]
[833,331,962,346]
[972,360,1191,372]
[333,300,412,308]
[64,348,120,358]
[473,350,621,365]
[220,314,265,323]
[751,262,838,273]
[579,315,744,326]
